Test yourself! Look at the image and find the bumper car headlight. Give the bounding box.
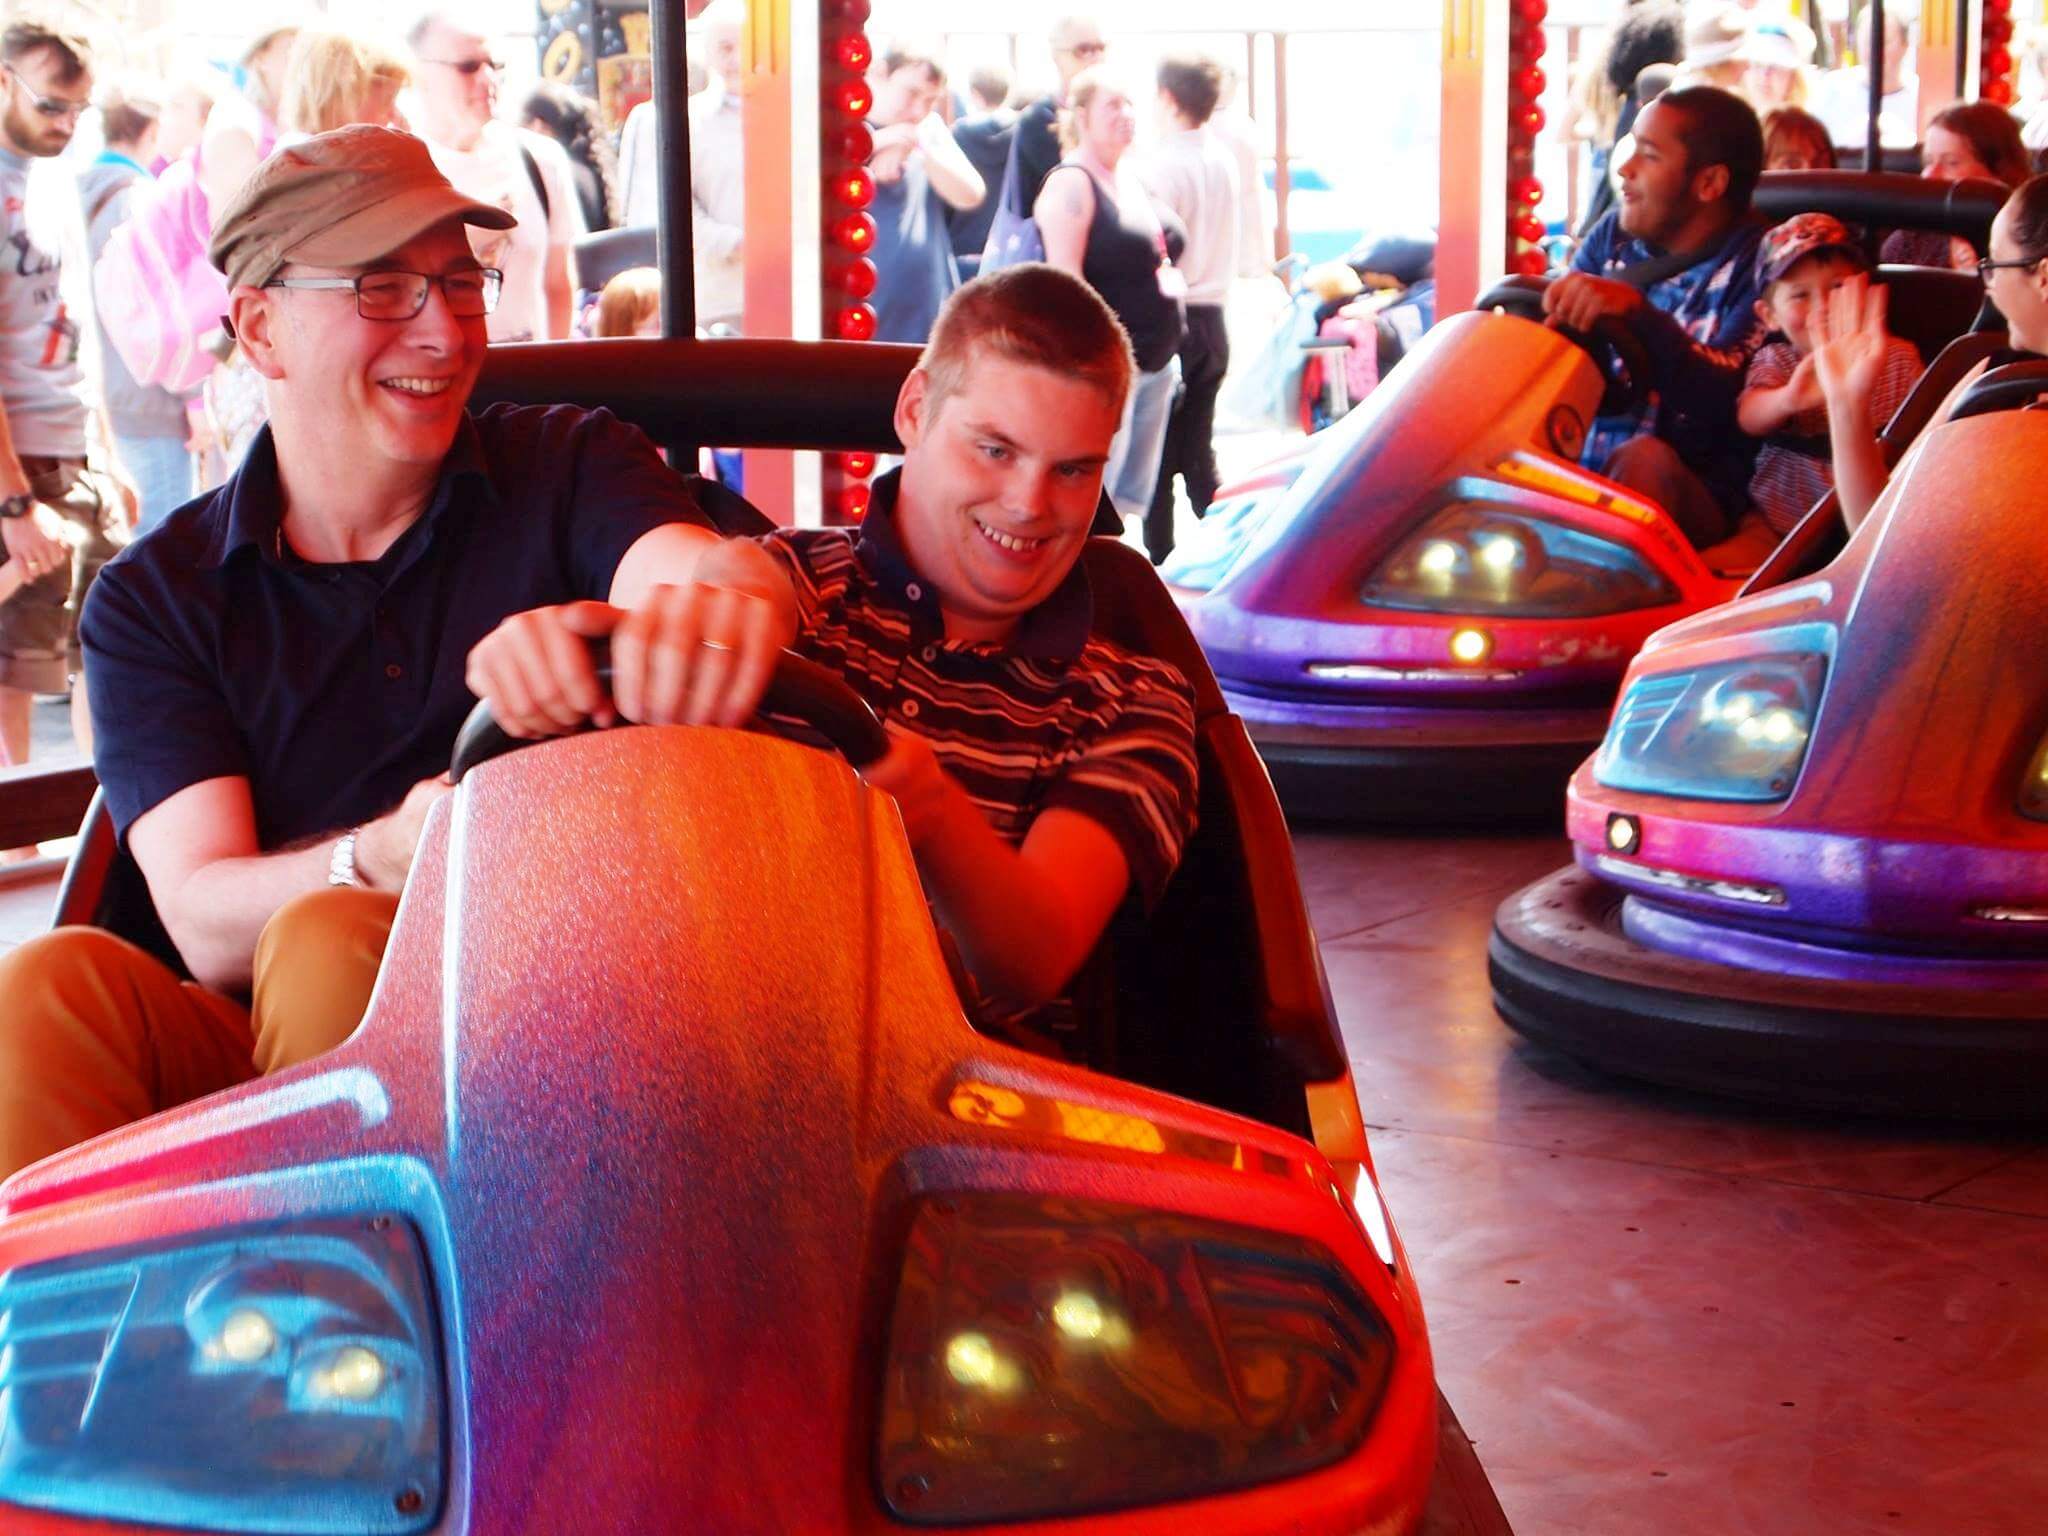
[1594,653,1826,802]
[878,1194,1393,1524]
[0,1215,443,1533]
[1363,499,1679,617]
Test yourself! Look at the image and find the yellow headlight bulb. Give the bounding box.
[1449,627,1492,665]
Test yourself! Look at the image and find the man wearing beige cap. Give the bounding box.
[0,124,795,1181]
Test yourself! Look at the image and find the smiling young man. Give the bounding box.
[0,125,793,1180]
[1542,85,1768,547]
[762,264,1199,1046]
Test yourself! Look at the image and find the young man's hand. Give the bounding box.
[1542,273,1645,332]
[354,773,455,890]
[1,504,68,584]
[857,723,951,843]
[465,540,792,738]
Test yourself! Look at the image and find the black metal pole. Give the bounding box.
[653,0,697,338]
[1866,0,1884,178]
[651,0,698,464]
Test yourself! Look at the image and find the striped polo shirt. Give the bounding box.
[759,471,1199,913]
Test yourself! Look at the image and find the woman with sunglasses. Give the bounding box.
[1814,174,2048,530]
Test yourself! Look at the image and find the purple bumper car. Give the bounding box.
[1490,369,2048,1118]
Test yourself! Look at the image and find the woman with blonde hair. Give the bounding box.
[278,29,409,138]
[1033,66,1185,532]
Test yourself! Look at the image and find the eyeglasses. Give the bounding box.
[1060,40,1107,58]
[422,56,503,76]
[1977,254,2044,287]
[262,268,503,320]
[3,63,87,121]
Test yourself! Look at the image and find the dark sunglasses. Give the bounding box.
[4,63,87,120]
[424,56,503,76]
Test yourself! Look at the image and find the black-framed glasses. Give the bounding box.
[1061,40,1106,57]
[422,56,503,76]
[3,63,87,121]
[1978,254,2044,288]
[262,268,503,320]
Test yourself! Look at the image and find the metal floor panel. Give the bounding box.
[1298,827,2048,1536]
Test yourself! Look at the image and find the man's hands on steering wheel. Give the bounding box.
[464,539,795,739]
[1542,272,1646,332]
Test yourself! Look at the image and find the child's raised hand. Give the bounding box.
[1809,272,1889,416]
[1785,352,1826,415]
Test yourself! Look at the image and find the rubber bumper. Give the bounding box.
[1488,866,2048,1120]
[1252,736,1594,826]
[1418,1390,1516,1536]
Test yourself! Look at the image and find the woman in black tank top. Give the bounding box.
[1034,68,1187,539]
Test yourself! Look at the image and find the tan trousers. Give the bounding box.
[0,887,398,1182]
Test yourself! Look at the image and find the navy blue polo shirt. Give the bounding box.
[81,403,708,848]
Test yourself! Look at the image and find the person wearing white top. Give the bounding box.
[616,0,745,329]
[1138,55,1239,561]
[407,10,583,341]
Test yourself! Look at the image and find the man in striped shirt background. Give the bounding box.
[764,265,1199,1048]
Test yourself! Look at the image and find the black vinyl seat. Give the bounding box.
[1080,539,1348,1137]
[570,225,656,296]
[1871,264,1988,365]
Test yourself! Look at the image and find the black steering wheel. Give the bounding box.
[1474,274,1655,417]
[449,647,891,783]
[1944,357,2048,422]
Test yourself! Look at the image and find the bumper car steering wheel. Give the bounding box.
[1475,274,1654,418]
[449,647,891,782]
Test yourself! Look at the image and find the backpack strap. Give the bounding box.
[519,141,552,224]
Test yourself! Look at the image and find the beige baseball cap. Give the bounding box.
[208,124,516,292]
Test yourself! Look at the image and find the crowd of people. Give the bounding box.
[1550,30,2048,566]
[0,10,639,816]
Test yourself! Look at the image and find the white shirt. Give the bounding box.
[1140,127,1241,307]
[0,147,88,455]
[619,86,745,328]
[1207,108,1271,278]
[1814,68,1919,149]
[422,120,583,343]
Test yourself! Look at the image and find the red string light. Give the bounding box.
[1506,6,1549,279]
[831,211,877,253]
[836,30,873,75]
[841,452,877,478]
[836,167,876,208]
[840,483,872,520]
[834,77,873,118]
[838,257,878,298]
[834,304,877,342]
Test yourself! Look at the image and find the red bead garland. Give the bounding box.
[822,26,880,524]
[1506,9,1549,279]
[1983,0,2016,106]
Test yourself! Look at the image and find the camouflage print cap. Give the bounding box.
[207,124,515,291]
[1759,212,1866,285]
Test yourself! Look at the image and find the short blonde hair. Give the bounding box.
[918,263,1133,421]
[595,266,661,338]
[280,29,409,136]
[1057,66,1132,153]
